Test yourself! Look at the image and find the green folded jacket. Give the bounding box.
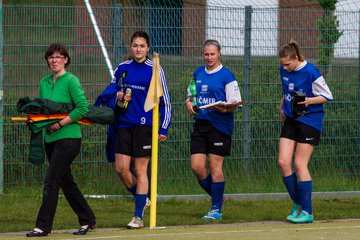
[17,97,114,165]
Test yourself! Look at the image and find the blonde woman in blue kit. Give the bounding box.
[185,39,242,220]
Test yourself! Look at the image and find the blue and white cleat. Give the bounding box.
[202,209,222,220]
[127,217,144,229]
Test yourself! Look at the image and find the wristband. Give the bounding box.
[58,122,63,128]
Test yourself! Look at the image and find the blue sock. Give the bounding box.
[199,174,212,196]
[211,181,225,212]
[298,180,312,214]
[134,193,147,219]
[283,173,300,205]
[127,185,137,196]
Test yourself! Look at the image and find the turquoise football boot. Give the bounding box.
[202,209,222,220]
[291,210,314,223]
[286,204,302,222]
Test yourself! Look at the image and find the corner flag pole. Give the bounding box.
[144,53,163,228]
[149,105,159,228]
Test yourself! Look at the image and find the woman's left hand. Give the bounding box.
[158,134,167,142]
[298,96,328,106]
[48,122,63,131]
[298,97,309,106]
[208,104,237,113]
[207,105,226,113]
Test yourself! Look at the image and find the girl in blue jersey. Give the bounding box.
[277,40,333,223]
[112,31,172,229]
[185,39,242,220]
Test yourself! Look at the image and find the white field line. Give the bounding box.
[60,225,360,240]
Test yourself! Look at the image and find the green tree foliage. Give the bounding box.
[317,0,343,75]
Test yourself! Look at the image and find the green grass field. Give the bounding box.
[1,187,360,239]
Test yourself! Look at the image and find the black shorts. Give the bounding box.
[280,117,321,146]
[115,126,152,157]
[190,119,232,156]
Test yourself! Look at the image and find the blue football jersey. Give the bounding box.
[191,65,241,136]
[112,59,172,136]
[280,61,333,132]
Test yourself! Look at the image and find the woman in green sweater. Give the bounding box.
[26,44,96,237]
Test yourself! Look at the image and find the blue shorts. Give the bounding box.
[280,117,321,146]
[190,119,232,156]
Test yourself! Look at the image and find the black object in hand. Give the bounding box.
[291,92,306,117]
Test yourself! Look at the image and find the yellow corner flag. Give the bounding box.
[145,53,163,229]
[144,52,164,112]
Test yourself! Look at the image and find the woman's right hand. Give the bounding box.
[185,101,197,115]
[279,97,285,121]
[279,108,285,121]
[123,93,132,102]
[117,91,124,101]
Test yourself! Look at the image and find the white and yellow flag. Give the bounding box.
[144,53,164,112]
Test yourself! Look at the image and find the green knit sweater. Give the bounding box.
[39,72,89,142]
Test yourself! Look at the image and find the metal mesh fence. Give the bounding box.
[0,1,359,196]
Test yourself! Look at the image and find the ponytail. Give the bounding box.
[279,39,305,61]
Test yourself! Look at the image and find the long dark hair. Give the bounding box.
[128,31,150,61]
[130,31,150,47]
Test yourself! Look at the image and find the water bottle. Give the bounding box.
[189,77,199,112]
[117,88,132,113]
[123,88,132,108]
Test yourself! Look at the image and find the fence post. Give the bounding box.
[113,3,124,64]
[0,0,4,194]
[242,6,252,171]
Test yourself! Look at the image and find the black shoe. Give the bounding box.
[73,224,95,235]
[26,229,48,237]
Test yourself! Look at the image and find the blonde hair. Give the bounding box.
[278,39,304,61]
[202,39,221,51]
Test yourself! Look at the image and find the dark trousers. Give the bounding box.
[35,138,96,233]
